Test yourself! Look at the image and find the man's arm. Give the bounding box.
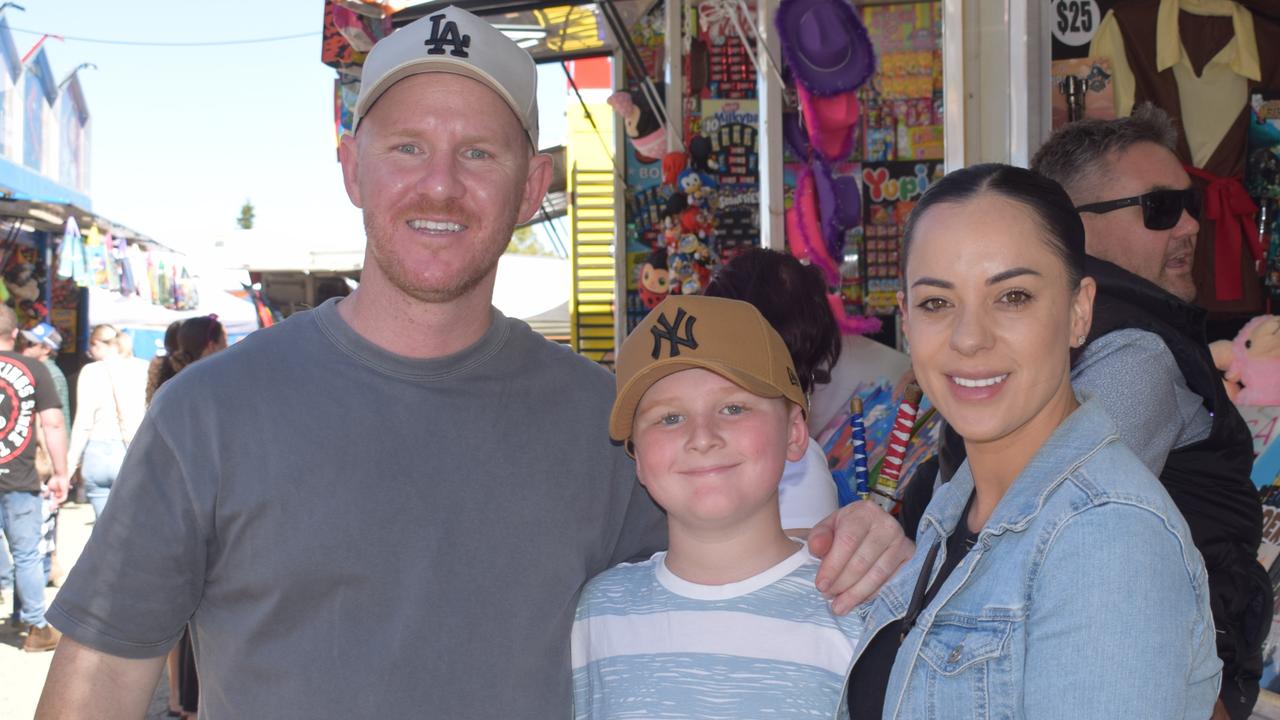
[36,636,166,719]
[809,500,914,614]
[1072,329,1209,473]
[38,406,69,504]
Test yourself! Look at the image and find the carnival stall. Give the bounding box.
[601,0,945,506]
[51,214,260,359]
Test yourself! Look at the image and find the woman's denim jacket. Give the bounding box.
[848,396,1222,719]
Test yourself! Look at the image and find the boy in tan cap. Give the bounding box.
[572,295,860,719]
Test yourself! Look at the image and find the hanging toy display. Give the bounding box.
[776,0,881,335]
[621,1,764,327]
[657,171,718,297]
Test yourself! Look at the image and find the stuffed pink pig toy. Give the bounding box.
[1212,315,1280,406]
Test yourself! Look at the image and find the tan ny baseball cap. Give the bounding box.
[352,5,539,145]
[609,295,807,442]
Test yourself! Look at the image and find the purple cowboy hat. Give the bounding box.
[775,0,875,96]
[787,159,862,281]
[812,157,861,256]
[783,111,811,159]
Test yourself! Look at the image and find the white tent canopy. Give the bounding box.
[491,254,569,337]
[87,278,260,337]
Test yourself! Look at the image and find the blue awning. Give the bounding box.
[0,155,91,209]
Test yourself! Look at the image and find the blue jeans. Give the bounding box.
[0,529,9,591]
[0,490,47,627]
[82,439,126,519]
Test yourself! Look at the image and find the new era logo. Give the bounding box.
[650,308,698,359]
[424,13,471,57]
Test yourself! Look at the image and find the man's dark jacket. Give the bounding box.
[1085,257,1267,718]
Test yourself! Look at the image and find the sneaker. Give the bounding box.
[22,623,60,652]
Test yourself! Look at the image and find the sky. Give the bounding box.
[16,1,569,261]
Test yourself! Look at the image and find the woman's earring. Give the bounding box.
[1075,335,1086,347]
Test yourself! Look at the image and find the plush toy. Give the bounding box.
[662,151,687,186]
[679,206,711,235]
[687,135,719,175]
[1211,315,1280,405]
[637,248,672,310]
[677,169,716,208]
[607,90,668,164]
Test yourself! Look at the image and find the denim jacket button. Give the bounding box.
[947,645,963,664]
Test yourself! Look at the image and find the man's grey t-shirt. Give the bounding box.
[49,299,666,718]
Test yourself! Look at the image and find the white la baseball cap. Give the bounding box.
[352,5,539,146]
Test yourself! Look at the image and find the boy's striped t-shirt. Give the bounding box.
[571,544,861,719]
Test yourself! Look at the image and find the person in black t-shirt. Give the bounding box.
[0,304,67,652]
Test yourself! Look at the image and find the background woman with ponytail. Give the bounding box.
[147,315,226,405]
[144,314,224,720]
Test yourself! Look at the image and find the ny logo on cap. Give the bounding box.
[424,13,471,57]
[650,308,698,359]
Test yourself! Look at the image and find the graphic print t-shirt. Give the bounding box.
[0,350,59,492]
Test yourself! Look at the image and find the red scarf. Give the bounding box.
[1185,165,1262,302]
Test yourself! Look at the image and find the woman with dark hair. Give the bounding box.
[145,314,225,720]
[147,315,226,405]
[705,248,840,534]
[845,164,1219,718]
[705,247,841,394]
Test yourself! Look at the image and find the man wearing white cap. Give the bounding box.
[38,7,908,717]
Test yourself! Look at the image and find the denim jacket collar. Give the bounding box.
[852,394,1220,720]
[919,394,1117,547]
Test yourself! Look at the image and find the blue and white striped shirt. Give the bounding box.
[571,545,860,719]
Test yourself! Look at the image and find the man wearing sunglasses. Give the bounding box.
[1033,104,1263,720]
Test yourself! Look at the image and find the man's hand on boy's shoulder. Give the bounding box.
[809,501,913,615]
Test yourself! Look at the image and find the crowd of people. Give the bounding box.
[0,5,1261,720]
[0,313,223,719]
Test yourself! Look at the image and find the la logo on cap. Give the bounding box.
[424,12,470,57]
[650,308,698,359]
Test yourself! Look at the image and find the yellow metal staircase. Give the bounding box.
[569,165,618,367]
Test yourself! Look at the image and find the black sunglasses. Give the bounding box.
[1075,188,1201,231]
